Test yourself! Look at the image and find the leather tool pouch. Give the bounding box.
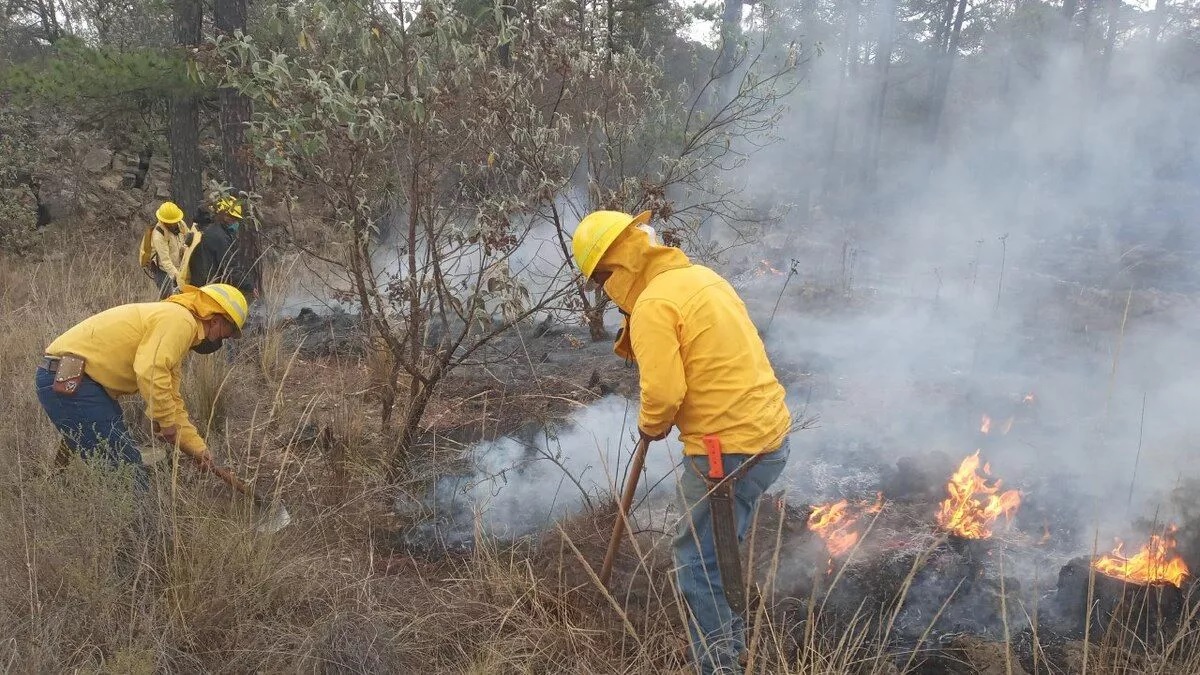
[52,354,86,396]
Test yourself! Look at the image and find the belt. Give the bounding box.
[41,356,61,372]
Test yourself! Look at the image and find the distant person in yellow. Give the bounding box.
[571,211,790,675]
[144,201,193,299]
[35,284,248,491]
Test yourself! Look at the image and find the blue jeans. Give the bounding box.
[674,439,790,675]
[35,367,148,492]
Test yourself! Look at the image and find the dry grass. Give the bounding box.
[4,240,1200,674]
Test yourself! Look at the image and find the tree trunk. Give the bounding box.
[1149,0,1167,43]
[606,0,615,69]
[169,0,203,221]
[1062,0,1078,21]
[863,0,896,189]
[800,0,817,62]
[215,0,253,195]
[819,0,860,198]
[585,305,608,341]
[1079,0,1094,40]
[934,0,955,55]
[34,0,62,43]
[389,374,438,480]
[499,0,515,67]
[551,207,609,341]
[717,0,744,80]
[1099,0,1118,88]
[215,0,262,292]
[843,0,861,78]
[925,0,967,144]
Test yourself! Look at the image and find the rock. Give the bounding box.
[81,147,114,173]
[97,174,123,193]
[38,187,79,223]
[140,202,159,222]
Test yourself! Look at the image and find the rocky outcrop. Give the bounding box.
[12,127,174,235]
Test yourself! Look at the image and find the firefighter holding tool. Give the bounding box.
[35,284,247,492]
[572,211,791,675]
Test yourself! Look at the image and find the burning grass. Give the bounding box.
[1092,528,1191,588]
[936,451,1022,540]
[807,493,884,559]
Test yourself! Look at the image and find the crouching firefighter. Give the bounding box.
[572,211,792,675]
[35,284,248,492]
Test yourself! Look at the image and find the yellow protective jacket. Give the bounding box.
[45,301,207,456]
[597,228,791,456]
[151,222,192,283]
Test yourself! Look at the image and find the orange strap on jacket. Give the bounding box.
[703,434,724,480]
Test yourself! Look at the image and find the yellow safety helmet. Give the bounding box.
[571,210,651,278]
[156,201,184,225]
[215,196,243,219]
[198,283,249,334]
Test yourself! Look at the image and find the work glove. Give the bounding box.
[190,450,215,473]
[153,422,179,446]
[153,422,213,472]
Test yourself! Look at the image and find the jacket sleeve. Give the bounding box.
[132,318,207,457]
[630,299,687,436]
[151,229,180,277]
[168,363,207,456]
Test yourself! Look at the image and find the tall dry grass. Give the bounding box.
[3,241,1200,674]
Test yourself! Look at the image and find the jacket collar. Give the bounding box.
[597,227,692,314]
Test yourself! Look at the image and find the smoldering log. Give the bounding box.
[1055,556,1185,639]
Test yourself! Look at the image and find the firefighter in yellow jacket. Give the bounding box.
[35,284,247,491]
[572,211,791,675]
[147,201,193,298]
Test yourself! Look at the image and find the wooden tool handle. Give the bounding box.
[211,464,264,505]
[599,437,651,586]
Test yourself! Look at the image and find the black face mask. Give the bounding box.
[191,338,225,355]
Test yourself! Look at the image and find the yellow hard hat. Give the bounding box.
[571,210,651,278]
[215,196,243,219]
[156,201,184,224]
[198,283,248,334]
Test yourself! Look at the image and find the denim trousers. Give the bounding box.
[674,439,790,675]
[35,367,149,492]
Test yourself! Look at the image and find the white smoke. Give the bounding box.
[434,395,687,537]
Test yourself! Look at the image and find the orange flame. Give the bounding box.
[935,451,1022,539]
[807,493,884,558]
[1023,392,1036,404]
[754,260,783,277]
[980,414,1015,435]
[1092,529,1190,587]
